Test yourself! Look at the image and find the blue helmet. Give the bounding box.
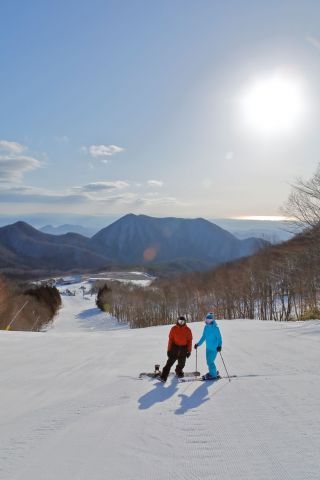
[205,312,215,324]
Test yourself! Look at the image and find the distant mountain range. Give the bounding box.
[0,214,269,278]
[212,218,293,244]
[40,224,95,237]
[0,222,109,278]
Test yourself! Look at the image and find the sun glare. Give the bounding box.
[241,73,305,136]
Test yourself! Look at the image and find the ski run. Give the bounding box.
[1,279,320,480]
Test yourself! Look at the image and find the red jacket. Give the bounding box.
[168,325,193,353]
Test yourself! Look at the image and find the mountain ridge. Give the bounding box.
[0,214,269,277]
[91,214,268,266]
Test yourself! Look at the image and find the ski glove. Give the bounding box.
[194,343,198,349]
[217,346,222,352]
[186,352,191,358]
[167,351,171,357]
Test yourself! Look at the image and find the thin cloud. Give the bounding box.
[0,183,133,205]
[147,180,164,187]
[0,155,42,183]
[225,151,234,161]
[144,192,160,197]
[94,192,139,204]
[54,135,69,143]
[75,181,130,193]
[0,182,183,210]
[202,179,212,189]
[95,193,181,207]
[142,196,180,206]
[307,35,320,50]
[0,185,85,204]
[82,144,125,158]
[0,140,26,154]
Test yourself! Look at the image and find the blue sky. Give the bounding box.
[1,0,320,226]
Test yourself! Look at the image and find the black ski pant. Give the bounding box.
[161,344,188,381]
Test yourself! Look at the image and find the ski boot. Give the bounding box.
[202,372,220,381]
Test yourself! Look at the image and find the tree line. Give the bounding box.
[0,276,61,331]
[95,165,320,327]
[95,226,320,328]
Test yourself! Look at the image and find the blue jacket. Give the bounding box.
[197,321,222,351]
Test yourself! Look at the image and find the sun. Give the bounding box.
[241,73,305,136]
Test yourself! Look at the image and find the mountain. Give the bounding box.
[0,221,110,277]
[40,224,95,237]
[0,216,269,278]
[91,214,268,267]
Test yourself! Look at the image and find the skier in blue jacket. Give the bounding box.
[194,312,222,380]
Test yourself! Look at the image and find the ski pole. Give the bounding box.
[196,347,198,373]
[194,347,200,376]
[220,352,231,382]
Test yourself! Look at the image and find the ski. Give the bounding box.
[179,375,237,383]
[139,371,201,379]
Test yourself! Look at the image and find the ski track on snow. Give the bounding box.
[1,281,320,480]
[0,383,131,480]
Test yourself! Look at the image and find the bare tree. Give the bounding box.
[283,164,320,229]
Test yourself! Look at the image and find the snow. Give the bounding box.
[1,282,320,480]
[51,282,128,333]
[86,271,155,287]
[88,277,152,286]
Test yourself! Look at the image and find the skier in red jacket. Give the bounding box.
[159,316,193,382]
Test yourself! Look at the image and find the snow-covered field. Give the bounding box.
[86,270,155,287]
[1,282,320,480]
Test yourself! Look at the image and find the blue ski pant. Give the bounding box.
[206,349,218,377]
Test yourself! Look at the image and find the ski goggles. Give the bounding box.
[177,317,186,325]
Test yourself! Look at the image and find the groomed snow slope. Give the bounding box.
[1,287,320,480]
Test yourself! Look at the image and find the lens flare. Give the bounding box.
[143,247,157,261]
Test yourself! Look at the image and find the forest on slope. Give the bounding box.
[96,167,320,326]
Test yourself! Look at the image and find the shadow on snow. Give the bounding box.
[138,379,179,410]
[137,372,290,415]
[138,378,227,414]
[77,307,101,319]
[76,308,127,332]
[175,381,212,415]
